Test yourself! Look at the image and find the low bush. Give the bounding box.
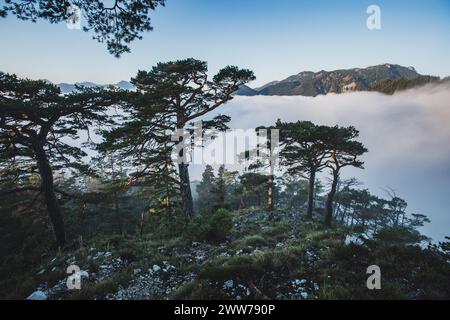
[184,209,233,244]
[232,234,268,250]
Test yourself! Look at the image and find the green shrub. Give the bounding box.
[68,267,133,300]
[152,212,186,239]
[118,248,138,261]
[374,226,428,245]
[232,234,268,251]
[257,246,305,273]
[171,280,228,299]
[263,221,291,240]
[184,209,233,243]
[200,254,263,281]
[200,245,307,283]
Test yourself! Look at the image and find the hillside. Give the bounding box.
[51,65,443,97]
[237,64,438,96]
[233,84,259,96]
[1,67,450,302]
[369,75,442,94]
[11,209,450,300]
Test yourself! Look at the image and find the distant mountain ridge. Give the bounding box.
[369,75,441,95]
[55,80,135,93]
[51,64,444,96]
[236,64,442,97]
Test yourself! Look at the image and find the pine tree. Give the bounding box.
[195,165,217,214]
[103,59,254,221]
[323,125,367,226]
[241,126,280,213]
[0,72,123,247]
[276,120,329,219]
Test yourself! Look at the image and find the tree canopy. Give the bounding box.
[1,0,166,57]
[276,120,330,219]
[0,72,125,246]
[101,58,255,221]
[323,125,367,226]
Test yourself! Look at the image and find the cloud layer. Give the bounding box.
[200,83,450,241]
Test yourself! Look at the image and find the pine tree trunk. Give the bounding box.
[34,144,66,248]
[267,174,274,211]
[325,171,339,226]
[240,197,245,209]
[114,191,122,234]
[139,211,145,237]
[341,207,348,223]
[306,170,316,219]
[178,163,194,221]
[219,186,225,208]
[334,203,341,219]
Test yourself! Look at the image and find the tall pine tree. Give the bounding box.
[0,72,123,247]
[103,59,254,221]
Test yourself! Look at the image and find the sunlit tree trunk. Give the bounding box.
[325,170,339,226]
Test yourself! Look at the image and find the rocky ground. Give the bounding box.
[24,209,450,300]
[26,210,325,300]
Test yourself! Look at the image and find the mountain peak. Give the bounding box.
[237,64,427,97]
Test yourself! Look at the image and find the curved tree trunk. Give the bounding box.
[305,170,316,219]
[34,144,66,248]
[325,170,339,226]
[178,163,194,221]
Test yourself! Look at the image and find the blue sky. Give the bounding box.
[0,0,449,86]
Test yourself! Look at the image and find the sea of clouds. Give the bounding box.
[193,82,450,242]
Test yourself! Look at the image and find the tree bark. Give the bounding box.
[139,211,145,237]
[114,191,123,235]
[178,163,194,221]
[34,144,66,248]
[305,170,316,219]
[325,171,339,226]
[239,197,245,210]
[267,174,274,211]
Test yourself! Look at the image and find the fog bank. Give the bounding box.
[196,83,450,241]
